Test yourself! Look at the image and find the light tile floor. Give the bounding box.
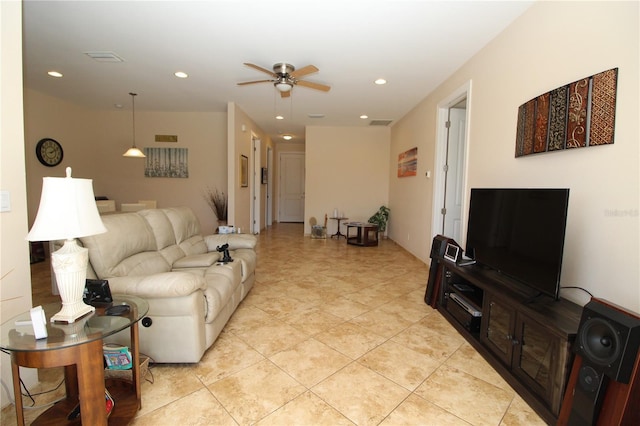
[2,223,546,425]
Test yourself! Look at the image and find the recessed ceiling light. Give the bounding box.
[374,78,387,85]
[283,135,293,140]
[47,71,63,78]
[360,115,369,119]
[114,104,123,109]
[275,115,284,120]
[174,71,188,78]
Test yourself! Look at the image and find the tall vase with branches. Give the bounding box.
[204,187,227,225]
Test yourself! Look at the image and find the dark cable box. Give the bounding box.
[446,291,481,333]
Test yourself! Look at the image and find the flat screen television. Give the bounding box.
[465,188,570,300]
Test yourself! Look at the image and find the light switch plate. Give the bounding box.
[0,190,10,212]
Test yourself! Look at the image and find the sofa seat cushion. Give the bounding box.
[203,261,242,321]
[172,252,221,270]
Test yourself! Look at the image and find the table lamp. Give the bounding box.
[26,167,107,323]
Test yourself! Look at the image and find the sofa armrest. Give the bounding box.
[107,272,206,299]
[204,234,257,251]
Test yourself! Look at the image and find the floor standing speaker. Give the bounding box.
[424,235,457,308]
[557,298,640,426]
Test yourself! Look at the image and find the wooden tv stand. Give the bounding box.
[429,257,582,424]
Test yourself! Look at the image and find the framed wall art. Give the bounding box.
[398,147,418,177]
[144,147,189,178]
[240,155,248,187]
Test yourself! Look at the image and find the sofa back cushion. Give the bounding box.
[137,208,188,265]
[80,212,171,278]
[162,207,207,255]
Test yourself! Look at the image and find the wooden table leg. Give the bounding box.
[11,361,25,426]
[75,338,107,425]
[130,321,142,408]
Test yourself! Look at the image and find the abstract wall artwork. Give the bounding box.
[144,147,189,178]
[515,68,618,157]
[398,147,418,177]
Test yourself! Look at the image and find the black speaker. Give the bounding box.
[575,300,640,383]
[430,235,451,259]
[567,299,640,425]
[425,236,458,306]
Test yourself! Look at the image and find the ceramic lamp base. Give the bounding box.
[50,239,95,323]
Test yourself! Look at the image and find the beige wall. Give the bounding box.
[24,89,228,234]
[305,126,390,235]
[227,102,273,233]
[1,0,39,406]
[390,1,639,311]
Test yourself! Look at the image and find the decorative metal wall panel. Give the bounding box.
[515,68,617,157]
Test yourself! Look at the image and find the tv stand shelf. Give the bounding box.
[430,257,582,424]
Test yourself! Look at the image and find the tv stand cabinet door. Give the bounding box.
[481,293,516,366]
[512,312,571,416]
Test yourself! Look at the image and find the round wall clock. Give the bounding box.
[35,138,63,167]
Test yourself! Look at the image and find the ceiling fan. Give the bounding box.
[238,63,331,97]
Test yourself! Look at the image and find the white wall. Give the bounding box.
[390,1,639,311]
[305,126,390,235]
[1,0,39,407]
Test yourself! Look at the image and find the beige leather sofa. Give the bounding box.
[78,206,256,363]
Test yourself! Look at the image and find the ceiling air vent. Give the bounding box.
[308,113,326,119]
[84,51,125,62]
[369,119,393,126]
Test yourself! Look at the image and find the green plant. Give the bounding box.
[368,205,390,232]
[204,187,227,221]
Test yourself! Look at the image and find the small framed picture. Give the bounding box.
[240,155,248,187]
[261,167,268,184]
[444,243,460,262]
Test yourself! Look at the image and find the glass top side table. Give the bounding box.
[1,295,149,425]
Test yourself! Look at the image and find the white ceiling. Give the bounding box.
[22,0,533,143]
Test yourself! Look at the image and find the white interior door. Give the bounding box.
[279,152,305,222]
[443,105,466,241]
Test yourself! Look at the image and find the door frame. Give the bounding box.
[432,80,472,245]
[266,146,273,227]
[251,136,261,234]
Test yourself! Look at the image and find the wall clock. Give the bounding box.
[35,138,63,167]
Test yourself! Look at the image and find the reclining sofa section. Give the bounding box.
[79,206,257,363]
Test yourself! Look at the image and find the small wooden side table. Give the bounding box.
[1,295,148,425]
[329,217,348,239]
[345,222,379,246]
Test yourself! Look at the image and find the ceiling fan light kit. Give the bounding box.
[238,62,330,98]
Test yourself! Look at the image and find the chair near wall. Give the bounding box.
[120,203,146,212]
[138,200,157,209]
[96,199,116,214]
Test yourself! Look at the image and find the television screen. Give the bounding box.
[465,188,569,300]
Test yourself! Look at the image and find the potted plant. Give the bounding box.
[368,205,390,236]
[204,187,227,226]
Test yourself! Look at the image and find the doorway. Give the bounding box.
[278,152,305,222]
[432,82,471,245]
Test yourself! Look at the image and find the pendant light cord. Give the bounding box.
[130,92,137,148]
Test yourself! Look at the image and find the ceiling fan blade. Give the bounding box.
[280,90,291,98]
[237,79,274,86]
[296,80,331,92]
[243,63,275,77]
[290,65,319,79]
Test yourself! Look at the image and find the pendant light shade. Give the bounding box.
[123,92,145,158]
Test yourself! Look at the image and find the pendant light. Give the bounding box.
[123,92,145,158]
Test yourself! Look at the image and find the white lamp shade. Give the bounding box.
[27,167,107,242]
[123,147,146,157]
